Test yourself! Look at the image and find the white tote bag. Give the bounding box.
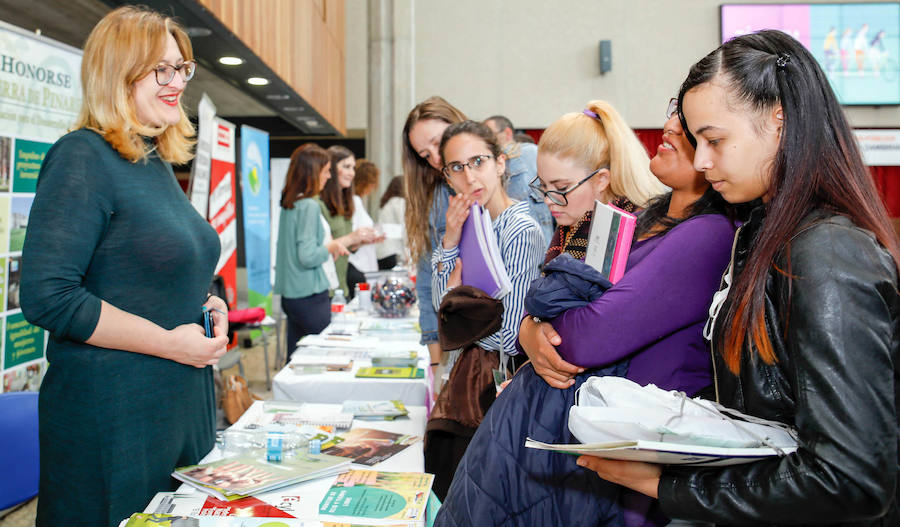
[568,376,797,449]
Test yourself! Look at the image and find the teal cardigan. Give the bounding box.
[274,197,331,298]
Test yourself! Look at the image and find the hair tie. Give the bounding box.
[582,109,601,120]
[775,52,791,70]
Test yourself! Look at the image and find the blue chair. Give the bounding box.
[0,391,39,512]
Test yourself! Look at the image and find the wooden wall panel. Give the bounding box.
[197,0,346,135]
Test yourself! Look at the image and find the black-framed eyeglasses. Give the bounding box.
[528,166,608,206]
[442,154,493,177]
[153,61,197,86]
[666,98,678,120]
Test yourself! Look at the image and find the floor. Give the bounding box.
[0,336,280,527]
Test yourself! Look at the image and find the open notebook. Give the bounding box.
[459,203,511,298]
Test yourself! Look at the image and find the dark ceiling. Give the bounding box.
[0,0,342,137]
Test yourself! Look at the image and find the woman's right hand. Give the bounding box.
[327,239,350,259]
[442,194,473,249]
[518,316,583,388]
[354,227,386,245]
[165,323,229,368]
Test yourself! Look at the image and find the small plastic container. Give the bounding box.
[222,427,309,462]
[355,282,372,313]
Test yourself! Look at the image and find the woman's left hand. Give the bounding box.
[447,258,463,288]
[576,456,662,499]
[203,295,229,337]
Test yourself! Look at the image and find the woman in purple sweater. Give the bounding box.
[435,100,739,527]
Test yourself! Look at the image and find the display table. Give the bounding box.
[272,314,432,408]
[143,401,428,522]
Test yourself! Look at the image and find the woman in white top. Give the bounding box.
[347,159,382,296]
[376,175,407,269]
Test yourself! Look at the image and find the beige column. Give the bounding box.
[366,0,414,214]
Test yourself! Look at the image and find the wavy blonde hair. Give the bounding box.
[402,96,467,262]
[74,5,195,164]
[538,100,666,207]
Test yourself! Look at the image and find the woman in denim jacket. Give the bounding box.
[401,97,466,385]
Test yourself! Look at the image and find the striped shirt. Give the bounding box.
[431,200,545,355]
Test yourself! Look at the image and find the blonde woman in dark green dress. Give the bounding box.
[20,6,228,526]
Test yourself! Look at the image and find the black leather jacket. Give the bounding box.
[658,208,900,526]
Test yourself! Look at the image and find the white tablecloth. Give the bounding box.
[273,314,431,408]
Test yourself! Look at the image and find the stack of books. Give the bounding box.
[355,366,424,379]
[341,400,410,421]
[584,200,638,284]
[370,351,419,368]
[172,453,351,500]
[288,354,354,373]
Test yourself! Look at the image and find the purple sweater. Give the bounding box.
[551,213,735,395]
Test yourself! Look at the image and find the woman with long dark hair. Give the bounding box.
[579,30,900,525]
[402,97,467,383]
[317,146,381,297]
[376,175,407,269]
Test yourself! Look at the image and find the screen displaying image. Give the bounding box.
[721,3,900,105]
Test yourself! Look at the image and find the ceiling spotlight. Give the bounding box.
[266,94,290,100]
[185,26,212,37]
[305,119,319,127]
[247,77,269,86]
[218,56,243,66]
[283,106,305,112]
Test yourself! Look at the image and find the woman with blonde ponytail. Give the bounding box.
[401,96,467,377]
[535,100,666,215]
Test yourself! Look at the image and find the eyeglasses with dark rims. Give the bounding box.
[528,165,608,206]
[153,60,197,86]
[442,154,494,177]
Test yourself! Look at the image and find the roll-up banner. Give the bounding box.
[239,125,271,313]
[0,21,82,392]
[209,118,238,311]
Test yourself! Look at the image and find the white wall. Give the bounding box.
[345,0,900,132]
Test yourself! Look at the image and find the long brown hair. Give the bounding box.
[320,145,355,219]
[679,30,900,374]
[354,159,380,196]
[281,143,329,209]
[402,96,467,262]
[76,5,195,164]
[380,175,405,209]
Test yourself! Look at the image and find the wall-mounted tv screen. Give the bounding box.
[721,3,900,105]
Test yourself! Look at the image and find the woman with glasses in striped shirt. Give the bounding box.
[425,120,545,500]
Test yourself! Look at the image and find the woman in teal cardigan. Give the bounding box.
[274,144,350,358]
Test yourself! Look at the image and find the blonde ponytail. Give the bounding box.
[538,100,666,207]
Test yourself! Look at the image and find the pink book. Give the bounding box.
[584,201,637,284]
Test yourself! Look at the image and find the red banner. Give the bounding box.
[208,118,238,310]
